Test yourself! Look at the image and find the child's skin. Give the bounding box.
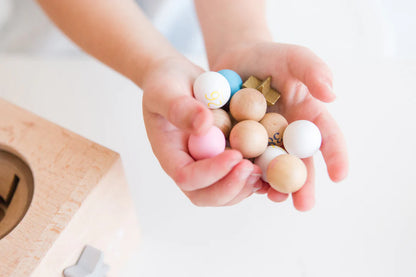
[37,0,348,211]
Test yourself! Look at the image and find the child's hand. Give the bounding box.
[141,57,263,206]
[210,42,349,211]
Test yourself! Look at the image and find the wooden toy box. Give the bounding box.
[0,98,139,276]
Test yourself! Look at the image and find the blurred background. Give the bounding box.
[0,0,415,276]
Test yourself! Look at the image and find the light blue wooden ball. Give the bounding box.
[218,69,243,97]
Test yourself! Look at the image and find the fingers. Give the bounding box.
[174,150,243,191]
[142,64,213,135]
[272,84,348,183]
[286,46,335,103]
[267,187,289,202]
[167,96,213,135]
[314,112,349,182]
[255,181,270,194]
[145,89,213,135]
[143,110,244,192]
[224,165,262,206]
[292,157,315,211]
[184,159,255,207]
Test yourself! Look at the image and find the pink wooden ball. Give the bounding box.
[188,126,226,160]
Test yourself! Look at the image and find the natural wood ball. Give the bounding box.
[266,154,307,193]
[229,88,267,121]
[260,113,288,147]
[229,120,268,158]
[211,109,232,138]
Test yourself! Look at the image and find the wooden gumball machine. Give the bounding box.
[0,99,139,276]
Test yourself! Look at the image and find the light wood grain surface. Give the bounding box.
[0,99,139,276]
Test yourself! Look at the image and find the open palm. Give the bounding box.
[142,57,263,207]
[211,42,349,210]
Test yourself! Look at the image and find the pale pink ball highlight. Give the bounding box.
[188,126,226,160]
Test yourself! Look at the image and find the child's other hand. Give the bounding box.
[210,42,349,211]
[141,57,263,206]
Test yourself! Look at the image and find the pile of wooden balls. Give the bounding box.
[188,70,322,194]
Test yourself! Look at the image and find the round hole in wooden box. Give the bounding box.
[0,148,34,239]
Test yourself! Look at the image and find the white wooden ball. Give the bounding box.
[193,71,231,109]
[283,120,322,158]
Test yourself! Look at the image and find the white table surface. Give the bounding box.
[1,55,415,277]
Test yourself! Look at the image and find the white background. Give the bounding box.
[1,0,416,276]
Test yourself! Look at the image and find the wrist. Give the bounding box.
[208,38,271,71]
[138,55,202,93]
[134,51,184,88]
[195,0,273,69]
[207,29,273,70]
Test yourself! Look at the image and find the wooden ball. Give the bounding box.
[260,113,288,146]
[266,154,307,193]
[229,88,267,121]
[229,120,268,158]
[211,109,232,138]
[188,126,225,160]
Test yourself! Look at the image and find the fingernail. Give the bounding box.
[228,156,241,168]
[325,82,335,95]
[253,186,262,192]
[193,111,204,130]
[239,165,253,181]
[247,173,261,188]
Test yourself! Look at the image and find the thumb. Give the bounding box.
[142,68,213,134]
[166,95,213,134]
